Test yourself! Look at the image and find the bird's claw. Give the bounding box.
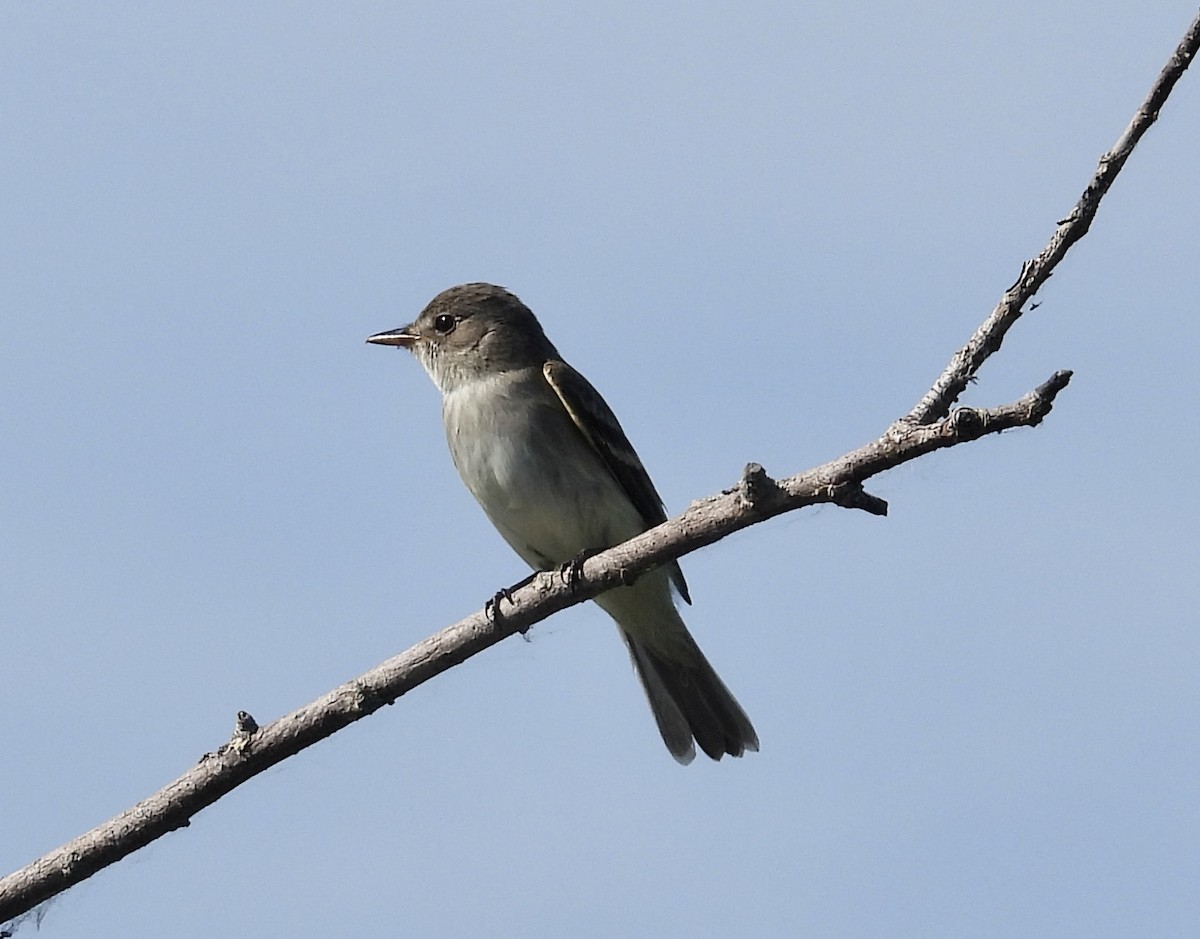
[487,570,540,633]
[486,585,514,623]
[558,550,595,593]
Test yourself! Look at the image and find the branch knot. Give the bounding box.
[737,463,782,508]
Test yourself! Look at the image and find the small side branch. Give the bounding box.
[906,10,1200,426]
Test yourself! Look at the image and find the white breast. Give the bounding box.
[440,371,645,570]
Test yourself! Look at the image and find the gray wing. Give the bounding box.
[542,359,691,604]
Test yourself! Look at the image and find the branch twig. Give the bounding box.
[905,9,1200,426]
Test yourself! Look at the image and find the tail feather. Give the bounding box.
[625,632,759,764]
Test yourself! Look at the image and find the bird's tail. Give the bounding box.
[593,569,758,763]
[622,626,759,765]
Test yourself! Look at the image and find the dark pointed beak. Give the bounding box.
[366,326,418,348]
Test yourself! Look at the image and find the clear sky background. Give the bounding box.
[3,3,1198,937]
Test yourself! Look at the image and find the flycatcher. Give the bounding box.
[368,283,757,763]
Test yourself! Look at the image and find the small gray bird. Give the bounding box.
[368,283,757,763]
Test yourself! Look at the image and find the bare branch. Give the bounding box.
[906,8,1200,426]
[0,372,1072,923]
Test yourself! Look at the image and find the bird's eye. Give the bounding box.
[433,313,456,334]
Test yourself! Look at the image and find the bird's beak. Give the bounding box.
[366,326,418,348]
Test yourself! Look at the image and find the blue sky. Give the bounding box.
[2,3,1198,936]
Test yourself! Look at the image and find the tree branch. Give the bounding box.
[0,373,1073,924]
[3,6,1198,928]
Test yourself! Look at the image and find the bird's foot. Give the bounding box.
[486,571,539,632]
[558,549,597,594]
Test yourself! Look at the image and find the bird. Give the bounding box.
[368,283,757,763]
